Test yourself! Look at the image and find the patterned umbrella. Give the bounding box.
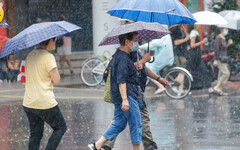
[99,21,169,46]
[0,21,81,58]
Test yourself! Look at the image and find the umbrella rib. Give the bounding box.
[135,11,141,22]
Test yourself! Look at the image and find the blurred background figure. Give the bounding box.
[56,12,74,76]
[0,35,9,83]
[140,30,174,94]
[212,27,233,96]
[171,25,189,93]
[7,55,20,82]
[41,14,51,22]
[0,57,7,83]
[187,25,212,90]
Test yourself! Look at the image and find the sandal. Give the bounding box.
[217,91,228,96]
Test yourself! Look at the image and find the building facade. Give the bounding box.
[1,0,122,56]
[2,0,230,56]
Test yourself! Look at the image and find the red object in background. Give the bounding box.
[179,0,187,6]
[17,60,26,83]
[199,0,203,49]
[201,50,214,62]
[0,35,9,54]
[0,0,7,37]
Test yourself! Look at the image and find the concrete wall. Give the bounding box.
[92,0,121,56]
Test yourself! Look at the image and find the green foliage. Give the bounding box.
[212,0,240,57]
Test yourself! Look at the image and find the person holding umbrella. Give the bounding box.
[88,32,142,150]
[89,31,167,150]
[23,38,67,150]
[93,21,169,150]
[0,21,81,150]
[102,48,168,150]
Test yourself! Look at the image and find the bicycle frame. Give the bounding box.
[92,60,110,76]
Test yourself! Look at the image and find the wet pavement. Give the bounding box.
[1,75,240,150]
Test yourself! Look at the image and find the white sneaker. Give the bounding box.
[88,143,104,150]
[154,88,166,94]
[171,87,179,93]
[88,144,97,150]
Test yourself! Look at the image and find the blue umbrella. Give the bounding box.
[108,0,196,25]
[0,21,81,58]
[0,19,9,28]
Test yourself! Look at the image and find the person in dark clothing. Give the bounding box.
[102,50,168,150]
[88,32,142,150]
[0,57,7,82]
[171,25,189,64]
[187,25,212,89]
[88,32,168,150]
[171,25,189,93]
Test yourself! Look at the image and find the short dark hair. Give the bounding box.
[187,25,194,33]
[119,32,138,46]
[39,38,56,46]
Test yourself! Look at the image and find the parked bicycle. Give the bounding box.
[80,52,110,86]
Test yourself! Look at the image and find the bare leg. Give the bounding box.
[133,144,140,150]
[214,83,222,92]
[176,72,185,92]
[95,136,108,150]
[150,78,165,90]
[59,56,65,75]
[64,55,73,74]
[150,78,165,94]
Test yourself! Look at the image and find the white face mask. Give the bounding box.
[223,29,228,36]
[131,42,139,52]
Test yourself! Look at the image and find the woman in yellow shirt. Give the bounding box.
[23,38,67,150]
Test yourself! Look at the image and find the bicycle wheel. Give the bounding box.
[81,58,105,86]
[164,68,192,99]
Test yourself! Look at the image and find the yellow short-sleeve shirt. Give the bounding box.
[23,49,58,109]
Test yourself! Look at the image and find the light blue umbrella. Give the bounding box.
[0,21,81,58]
[108,0,196,25]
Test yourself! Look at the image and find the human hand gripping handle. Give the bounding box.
[134,59,143,71]
[142,52,151,63]
[157,77,168,88]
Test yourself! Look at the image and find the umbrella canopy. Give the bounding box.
[0,19,8,28]
[108,0,196,25]
[193,11,227,25]
[219,10,240,30]
[99,21,169,46]
[0,21,81,59]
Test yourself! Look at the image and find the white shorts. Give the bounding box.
[57,46,72,56]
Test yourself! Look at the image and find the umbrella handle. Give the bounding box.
[149,56,155,63]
